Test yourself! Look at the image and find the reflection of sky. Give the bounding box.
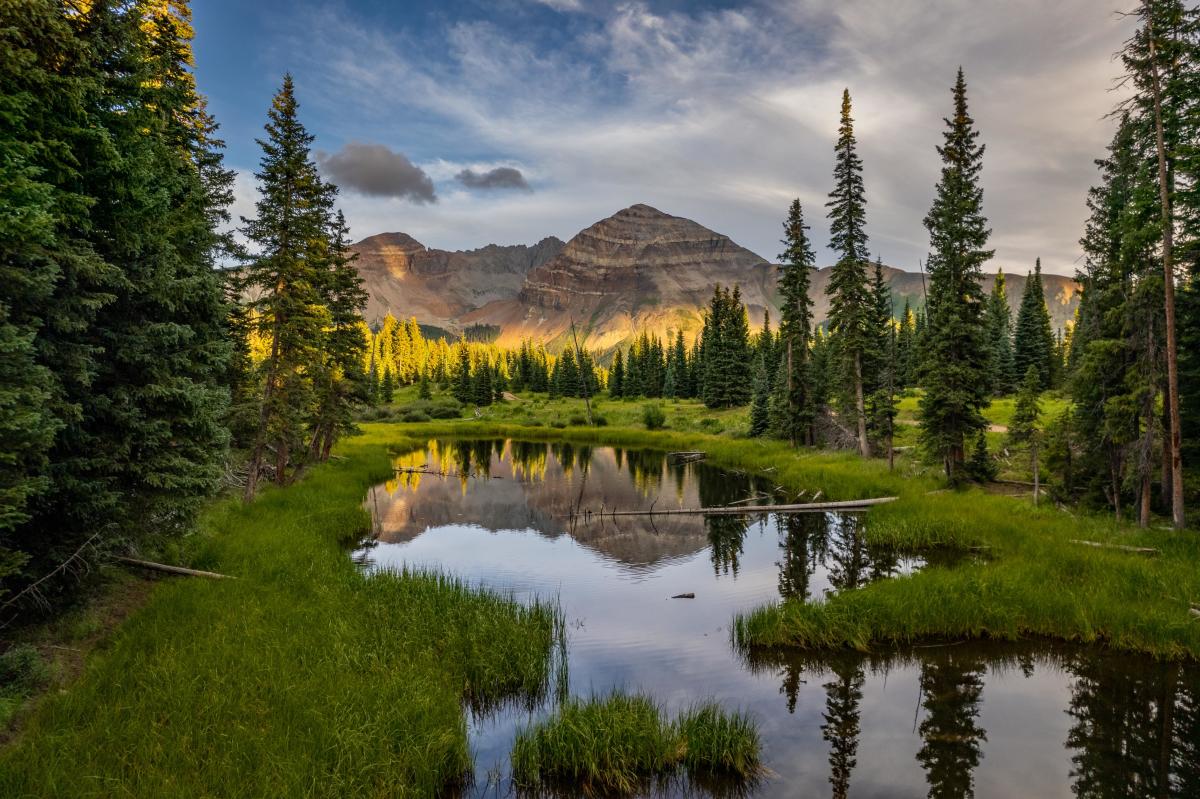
[354,441,1191,799]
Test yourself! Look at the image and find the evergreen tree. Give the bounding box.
[380,368,395,404]
[966,430,998,482]
[1182,274,1200,468]
[672,331,691,398]
[453,345,472,404]
[985,269,1016,393]
[699,286,752,408]
[610,349,625,398]
[918,69,993,482]
[825,89,873,457]
[240,75,333,498]
[896,299,917,388]
[773,199,816,445]
[1013,260,1055,389]
[1010,366,1044,504]
[309,210,369,461]
[472,359,493,406]
[749,356,771,437]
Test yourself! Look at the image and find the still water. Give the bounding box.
[355,439,1199,798]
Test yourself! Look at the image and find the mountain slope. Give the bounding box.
[353,204,1080,348]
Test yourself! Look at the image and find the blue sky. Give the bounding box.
[194,0,1132,274]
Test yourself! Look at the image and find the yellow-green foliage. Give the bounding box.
[0,432,561,797]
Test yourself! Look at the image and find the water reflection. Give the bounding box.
[358,439,1199,798]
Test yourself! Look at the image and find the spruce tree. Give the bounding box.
[472,360,493,406]
[1010,366,1044,504]
[985,269,1016,393]
[239,75,333,498]
[610,349,625,398]
[453,346,472,403]
[773,199,816,445]
[1013,260,1055,389]
[825,89,873,457]
[418,374,432,400]
[309,210,368,460]
[749,356,771,437]
[917,69,993,482]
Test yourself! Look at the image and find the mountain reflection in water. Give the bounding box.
[356,439,1199,798]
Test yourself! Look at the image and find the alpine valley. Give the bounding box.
[353,203,1081,349]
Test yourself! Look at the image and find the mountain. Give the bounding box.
[351,232,564,330]
[353,204,1080,349]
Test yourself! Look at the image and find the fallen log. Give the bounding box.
[116,557,235,580]
[1069,540,1159,556]
[671,593,695,599]
[602,497,898,518]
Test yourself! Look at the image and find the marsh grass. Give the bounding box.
[510,693,762,795]
[0,432,563,797]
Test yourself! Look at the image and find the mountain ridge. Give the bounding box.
[353,204,1080,348]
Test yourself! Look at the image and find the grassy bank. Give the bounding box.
[510,693,761,794]
[382,416,1200,659]
[0,430,561,797]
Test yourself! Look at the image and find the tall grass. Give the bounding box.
[0,433,562,797]
[510,693,762,794]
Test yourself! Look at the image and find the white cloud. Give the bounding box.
[276,0,1133,275]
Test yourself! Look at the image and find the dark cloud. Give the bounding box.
[455,166,532,192]
[317,142,436,203]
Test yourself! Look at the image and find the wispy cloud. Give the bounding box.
[278,0,1131,273]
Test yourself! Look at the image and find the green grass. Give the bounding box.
[510,693,761,794]
[0,430,562,797]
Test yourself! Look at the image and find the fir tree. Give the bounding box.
[985,269,1016,393]
[773,199,816,445]
[1010,366,1044,504]
[610,349,625,398]
[749,356,771,437]
[453,345,472,404]
[380,368,395,404]
[472,359,493,406]
[918,69,993,482]
[966,430,998,482]
[825,89,873,457]
[1013,260,1055,389]
[896,300,917,388]
[239,75,333,498]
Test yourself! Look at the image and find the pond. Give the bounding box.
[356,439,1200,798]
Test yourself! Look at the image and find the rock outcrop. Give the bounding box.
[352,232,564,330]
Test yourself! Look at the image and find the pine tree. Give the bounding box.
[610,349,625,398]
[749,356,771,437]
[418,373,432,400]
[240,75,333,498]
[825,89,873,457]
[1013,260,1055,389]
[918,69,994,482]
[896,299,917,388]
[773,199,816,445]
[472,359,493,406]
[985,269,1016,393]
[380,368,395,403]
[1010,366,1044,504]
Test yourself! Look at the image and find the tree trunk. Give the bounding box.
[1146,11,1186,528]
[1140,470,1152,528]
[854,351,869,458]
[275,437,289,487]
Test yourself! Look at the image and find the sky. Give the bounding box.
[193,0,1134,275]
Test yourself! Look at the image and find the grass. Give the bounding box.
[0,429,562,797]
[510,693,761,794]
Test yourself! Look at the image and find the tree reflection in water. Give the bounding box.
[740,644,1200,799]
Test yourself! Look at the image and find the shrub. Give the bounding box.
[399,410,431,423]
[568,414,588,426]
[593,416,608,427]
[642,404,666,430]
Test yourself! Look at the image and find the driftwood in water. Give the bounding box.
[602,497,898,518]
[116,557,235,580]
[1069,539,1159,555]
[671,593,696,599]
[667,451,706,463]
